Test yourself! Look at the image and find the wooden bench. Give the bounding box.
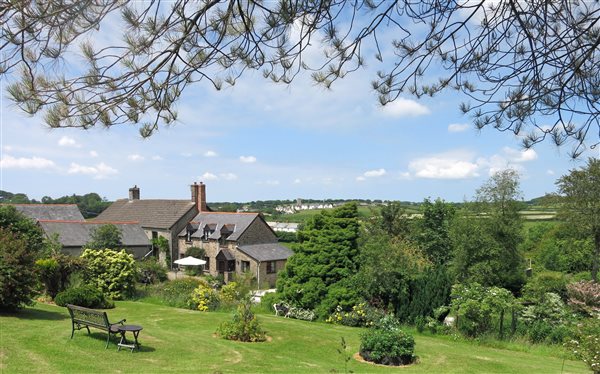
[66,304,126,348]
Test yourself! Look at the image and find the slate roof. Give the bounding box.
[96,199,196,229]
[9,204,84,221]
[178,212,262,241]
[38,220,149,247]
[237,243,294,262]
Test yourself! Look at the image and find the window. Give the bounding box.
[203,256,210,271]
[241,261,250,273]
[185,230,192,243]
[266,261,277,274]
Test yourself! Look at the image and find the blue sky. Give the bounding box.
[0,12,597,203]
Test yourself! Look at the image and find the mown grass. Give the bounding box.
[0,301,588,373]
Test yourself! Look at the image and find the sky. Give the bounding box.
[0,8,597,204]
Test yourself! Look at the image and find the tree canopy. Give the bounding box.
[1,1,599,155]
[557,158,600,282]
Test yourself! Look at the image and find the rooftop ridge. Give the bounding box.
[2,203,79,207]
[38,219,140,225]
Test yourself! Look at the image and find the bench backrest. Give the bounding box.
[67,304,110,330]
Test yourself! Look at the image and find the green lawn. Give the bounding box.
[0,301,588,373]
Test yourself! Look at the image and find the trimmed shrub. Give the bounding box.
[360,328,416,366]
[217,298,266,342]
[55,285,114,309]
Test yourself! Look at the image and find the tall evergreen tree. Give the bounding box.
[277,203,360,317]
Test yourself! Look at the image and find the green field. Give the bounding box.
[0,301,587,373]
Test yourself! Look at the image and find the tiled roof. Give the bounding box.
[8,204,84,221]
[96,199,196,229]
[178,212,260,241]
[38,221,150,247]
[237,243,294,261]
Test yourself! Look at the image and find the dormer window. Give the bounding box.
[186,230,192,243]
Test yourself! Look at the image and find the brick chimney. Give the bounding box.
[191,182,207,211]
[129,185,140,200]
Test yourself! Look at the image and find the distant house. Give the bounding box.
[178,212,293,287]
[5,203,149,257]
[267,221,299,233]
[38,220,150,258]
[11,204,85,221]
[95,183,206,267]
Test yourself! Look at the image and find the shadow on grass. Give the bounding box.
[76,332,156,353]
[0,307,67,321]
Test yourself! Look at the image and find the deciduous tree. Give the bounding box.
[557,158,600,282]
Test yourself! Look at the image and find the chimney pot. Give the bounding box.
[129,185,140,200]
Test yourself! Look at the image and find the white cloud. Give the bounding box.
[201,172,218,181]
[356,176,366,182]
[363,168,387,178]
[67,162,118,179]
[240,155,257,163]
[293,178,302,184]
[409,152,480,179]
[381,98,430,117]
[0,155,56,169]
[128,154,145,161]
[181,152,193,158]
[448,123,470,133]
[264,180,280,186]
[502,147,537,162]
[204,150,217,157]
[151,155,163,161]
[547,169,555,175]
[397,171,411,180]
[220,173,238,181]
[58,136,80,148]
[89,150,99,158]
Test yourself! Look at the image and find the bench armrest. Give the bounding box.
[115,319,126,325]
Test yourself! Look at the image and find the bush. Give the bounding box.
[138,258,168,284]
[566,318,600,373]
[522,271,568,302]
[326,302,384,327]
[54,285,114,309]
[0,229,40,311]
[190,280,220,311]
[567,281,600,318]
[36,254,84,299]
[81,248,138,300]
[360,328,416,366]
[217,298,266,342]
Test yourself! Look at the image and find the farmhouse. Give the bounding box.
[178,211,293,287]
[5,203,150,257]
[95,183,205,266]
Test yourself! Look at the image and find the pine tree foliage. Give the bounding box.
[276,202,360,317]
[1,1,599,154]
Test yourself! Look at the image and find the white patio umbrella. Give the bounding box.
[174,256,206,266]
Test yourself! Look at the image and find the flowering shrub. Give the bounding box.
[326,302,384,327]
[360,327,416,366]
[287,306,316,321]
[219,282,241,304]
[567,281,600,318]
[191,279,219,311]
[566,318,600,373]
